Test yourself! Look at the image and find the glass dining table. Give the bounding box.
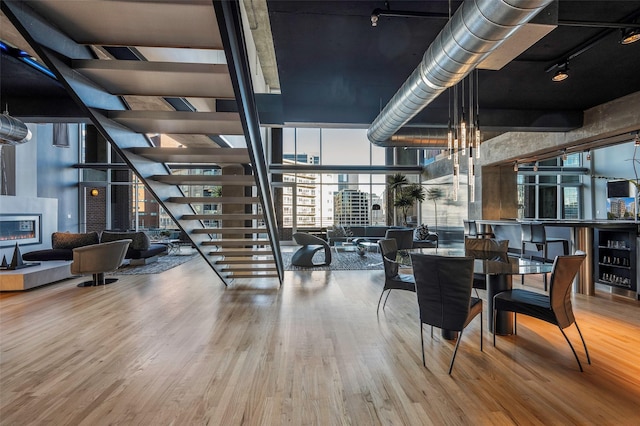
[419,248,553,336]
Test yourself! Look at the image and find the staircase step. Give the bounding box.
[223,272,280,279]
[209,249,274,257]
[219,266,278,272]
[128,147,250,164]
[151,175,255,185]
[216,259,275,265]
[191,227,265,234]
[74,61,235,98]
[182,213,264,221]
[202,239,270,247]
[168,197,260,204]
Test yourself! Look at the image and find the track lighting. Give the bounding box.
[634,132,640,146]
[513,162,519,172]
[586,149,591,161]
[562,149,568,161]
[533,163,538,172]
[621,27,640,45]
[552,63,569,82]
[371,13,379,27]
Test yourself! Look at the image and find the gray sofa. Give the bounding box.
[326,225,393,246]
[22,230,167,265]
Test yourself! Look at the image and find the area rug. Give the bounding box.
[281,250,383,271]
[114,254,198,275]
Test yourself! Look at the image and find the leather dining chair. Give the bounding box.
[521,223,569,290]
[411,253,483,374]
[493,251,590,371]
[464,238,509,296]
[376,238,415,315]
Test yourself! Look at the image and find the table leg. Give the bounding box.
[487,273,514,335]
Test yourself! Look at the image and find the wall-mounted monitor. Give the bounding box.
[607,180,633,198]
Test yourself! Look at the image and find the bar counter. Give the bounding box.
[475,219,640,299]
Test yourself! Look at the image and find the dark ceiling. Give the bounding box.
[2,0,640,133]
[265,0,640,132]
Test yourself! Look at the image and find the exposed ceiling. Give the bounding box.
[2,0,640,138]
[264,0,640,134]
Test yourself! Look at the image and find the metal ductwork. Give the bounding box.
[383,128,449,148]
[368,0,554,146]
[0,113,32,145]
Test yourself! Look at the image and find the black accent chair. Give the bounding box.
[465,238,509,296]
[376,238,415,314]
[493,251,590,371]
[291,232,332,267]
[521,223,569,290]
[411,253,483,374]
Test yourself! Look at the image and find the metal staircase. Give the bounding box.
[4,0,283,286]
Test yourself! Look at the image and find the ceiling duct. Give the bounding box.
[367,0,554,146]
[0,113,32,145]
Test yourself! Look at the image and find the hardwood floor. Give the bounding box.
[1,256,639,425]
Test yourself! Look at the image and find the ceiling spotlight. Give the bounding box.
[562,149,568,161]
[371,13,379,27]
[586,149,591,161]
[552,64,569,82]
[533,163,539,172]
[621,28,640,45]
[634,132,640,146]
[513,162,519,172]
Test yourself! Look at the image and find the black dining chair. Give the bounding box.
[520,223,569,290]
[376,238,416,315]
[465,238,509,297]
[493,251,590,371]
[411,253,483,374]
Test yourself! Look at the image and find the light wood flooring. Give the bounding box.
[1,256,640,425]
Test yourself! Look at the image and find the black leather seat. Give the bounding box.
[376,238,415,314]
[411,253,483,374]
[493,251,590,371]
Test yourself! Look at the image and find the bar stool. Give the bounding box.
[521,223,569,290]
[463,220,494,239]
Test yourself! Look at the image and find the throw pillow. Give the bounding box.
[101,231,150,251]
[52,231,100,249]
[414,224,431,241]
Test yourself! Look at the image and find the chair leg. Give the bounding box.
[382,290,392,310]
[448,330,464,374]
[514,313,517,335]
[543,245,548,290]
[420,323,426,367]
[376,289,386,315]
[493,308,497,346]
[574,322,591,365]
[480,311,483,352]
[559,326,584,372]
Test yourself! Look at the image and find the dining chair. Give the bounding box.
[464,238,509,296]
[411,253,483,374]
[493,251,590,371]
[376,238,415,315]
[520,223,569,290]
[464,219,494,239]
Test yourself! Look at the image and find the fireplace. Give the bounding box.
[0,214,42,247]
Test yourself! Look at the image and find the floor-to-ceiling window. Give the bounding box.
[517,153,585,219]
[271,128,422,238]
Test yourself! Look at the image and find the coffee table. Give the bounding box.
[0,261,73,291]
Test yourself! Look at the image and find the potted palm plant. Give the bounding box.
[394,183,425,226]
